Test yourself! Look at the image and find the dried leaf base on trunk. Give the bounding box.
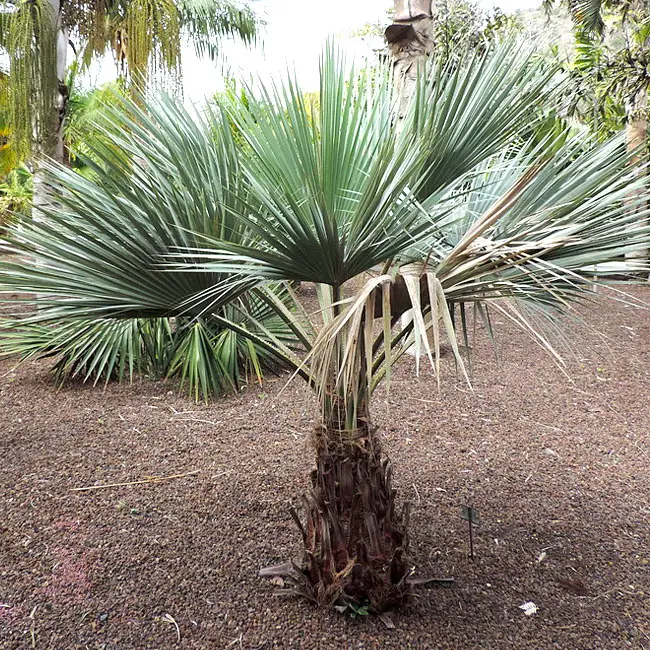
[288,423,411,613]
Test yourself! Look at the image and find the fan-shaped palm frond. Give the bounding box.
[410,44,559,200]
[0,317,156,383]
[0,94,306,399]
[0,93,253,316]
[177,42,559,289]
[2,42,649,610]
[0,297,294,400]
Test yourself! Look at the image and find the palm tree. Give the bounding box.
[385,0,434,123]
[1,44,649,613]
[544,0,649,265]
[0,88,301,400]
[0,0,259,165]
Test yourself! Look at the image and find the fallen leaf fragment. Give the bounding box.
[258,562,292,577]
[519,601,538,616]
[162,613,181,642]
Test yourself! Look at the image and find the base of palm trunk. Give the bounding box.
[290,424,411,612]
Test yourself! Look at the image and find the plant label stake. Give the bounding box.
[461,505,479,561]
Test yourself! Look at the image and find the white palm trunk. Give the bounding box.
[386,0,434,127]
[624,87,648,275]
[386,1,435,352]
[33,0,67,222]
[30,0,67,304]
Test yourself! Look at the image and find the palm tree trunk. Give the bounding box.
[298,398,410,611]
[385,0,434,126]
[33,0,67,220]
[386,1,435,351]
[292,293,410,612]
[624,87,648,273]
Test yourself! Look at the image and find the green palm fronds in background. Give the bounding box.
[0,96,305,400]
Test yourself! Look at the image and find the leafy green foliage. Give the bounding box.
[0,166,32,228]
[178,0,258,62]
[0,71,32,228]
[543,0,606,35]
[542,1,647,37]
[0,71,21,174]
[0,0,259,159]
[0,95,304,400]
[1,44,649,416]
[566,32,648,137]
[546,0,649,138]
[0,302,291,401]
[64,79,129,177]
[431,1,523,61]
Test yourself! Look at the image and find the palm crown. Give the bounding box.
[0,0,258,159]
[1,42,649,611]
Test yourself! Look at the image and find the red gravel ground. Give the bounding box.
[1,287,649,649]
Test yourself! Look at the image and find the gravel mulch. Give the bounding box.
[1,287,649,649]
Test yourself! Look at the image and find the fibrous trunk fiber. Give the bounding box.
[294,421,410,612]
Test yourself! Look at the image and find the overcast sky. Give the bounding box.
[83,0,543,102]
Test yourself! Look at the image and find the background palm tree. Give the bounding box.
[0,0,259,165]
[0,91,301,400]
[385,0,434,124]
[544,0,649,265]
[1,44,649,613]
[544,1,649,141]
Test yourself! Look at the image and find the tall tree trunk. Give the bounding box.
[385,0,434,126]
[386,1,435,352]
[33,0,68,221]
[624,87,648,273]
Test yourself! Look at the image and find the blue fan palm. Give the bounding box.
[1,43,649,612]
